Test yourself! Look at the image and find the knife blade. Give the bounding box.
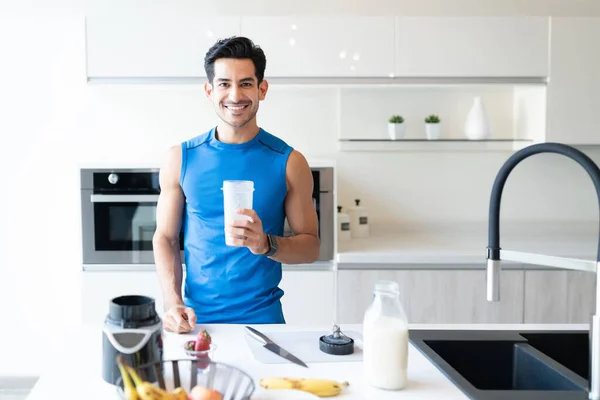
[245,326,308,368]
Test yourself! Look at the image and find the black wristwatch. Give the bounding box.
[263,234,278,257]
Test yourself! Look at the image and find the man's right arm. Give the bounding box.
[153,144,196,333]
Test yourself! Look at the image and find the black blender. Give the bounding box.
[101,295,163,385]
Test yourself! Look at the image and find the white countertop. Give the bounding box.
[337,221,598,266]
[26,322,589,400]
[77,158,336,169]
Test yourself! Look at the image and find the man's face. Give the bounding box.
[204,58,268,129]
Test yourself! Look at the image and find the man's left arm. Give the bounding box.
[227,150,320,263]
[264,150,320,264]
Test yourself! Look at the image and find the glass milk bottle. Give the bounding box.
[363,280,409,390]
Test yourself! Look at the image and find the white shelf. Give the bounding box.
[338,139,536,152]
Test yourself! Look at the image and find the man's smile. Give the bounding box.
[224,104,249,112]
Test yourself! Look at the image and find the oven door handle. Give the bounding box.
[90,194,160,203]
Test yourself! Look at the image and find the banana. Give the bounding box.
[299,379,349,397]
[116,356,139,400]
[117,362,186,400]
[171,387,188,400]
[136,382,178,400]
[125,365,176,400]
[260,377,297,390]
[260,377,349,397]
[125,366,143,388]
[135,382,176,400]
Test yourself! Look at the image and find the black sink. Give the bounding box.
[410,330,589,400]
[519,331,589,381]
[426,339,583,391]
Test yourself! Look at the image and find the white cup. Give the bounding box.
[222,180,255,246]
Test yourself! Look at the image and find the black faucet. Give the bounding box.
[486,142,600,399]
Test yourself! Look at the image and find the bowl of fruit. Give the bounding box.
[116,354,255,400]
[185,329,217,369]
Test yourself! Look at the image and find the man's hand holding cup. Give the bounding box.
[226,208,269,255]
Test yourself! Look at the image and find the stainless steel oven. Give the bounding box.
[283,167,335,262]
[81,166,335,267]
[80,168,184,267]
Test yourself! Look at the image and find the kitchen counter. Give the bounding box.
[77,158,336,170]
[26,322,589,400]
[82,261,336,272]
[337,221,598,267]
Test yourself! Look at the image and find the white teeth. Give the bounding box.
[226,105,246,110]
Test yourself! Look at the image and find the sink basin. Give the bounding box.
[425,339,583,391]
[520,331,589,381]
[410,330,589,400]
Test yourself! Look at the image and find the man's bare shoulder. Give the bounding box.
[159,144,182,189]
[286,149,310,171]
[164,144,182,163]
[285,149,312,187]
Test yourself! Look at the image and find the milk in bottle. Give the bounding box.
[363,280,408,390]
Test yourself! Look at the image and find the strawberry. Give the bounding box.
[185,340,196,351]
[195,330,212,352]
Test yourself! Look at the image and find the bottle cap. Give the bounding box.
[351,199,366,210]
[222,180,254,192]
[319,324,354,355]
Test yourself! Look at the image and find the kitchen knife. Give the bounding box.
[245,326,308,368]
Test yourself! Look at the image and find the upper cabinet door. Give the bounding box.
[546,18,600,145]
[395,17,549,77]
[85,16,241,78]
[240,17,395,77]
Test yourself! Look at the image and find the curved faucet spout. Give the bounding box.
[486,142,600,400]
[487,142,600,262]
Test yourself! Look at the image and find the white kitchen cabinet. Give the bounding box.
[81,269,334,327]
[80,271,165,326]
[567,270,596,323]
[240,17,395,77]
[85,16,241,78]
[523,270,567,323]
[336,269,525,324]
[545,17,600,144]
[279,269,335,325]
[394,17,549,77]
[523,270,595,323]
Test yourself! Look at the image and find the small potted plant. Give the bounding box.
[388,115,405,140]
[424,114,441,140]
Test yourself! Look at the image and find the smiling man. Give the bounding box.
[153,36,320,333]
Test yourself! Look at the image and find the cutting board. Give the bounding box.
[244,330,363,364]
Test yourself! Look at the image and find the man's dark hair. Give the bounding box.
[204,36,267,84]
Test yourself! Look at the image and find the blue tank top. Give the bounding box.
[179,127,293,324]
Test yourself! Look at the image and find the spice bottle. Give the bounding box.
[349,198,369,238]
[337,206,351,241]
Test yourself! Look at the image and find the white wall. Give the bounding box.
[2,0,600,16]
[0,15,87,376]
[1,11,600,376]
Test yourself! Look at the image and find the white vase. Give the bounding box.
[464,96,491,140]
[425,123,441,140]
[388,123,405,140]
